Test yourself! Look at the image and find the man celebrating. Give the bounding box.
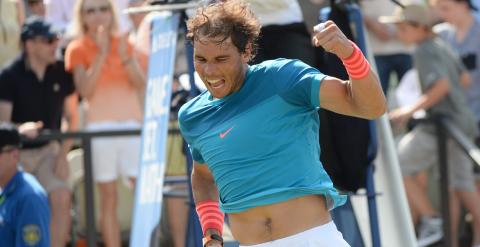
[178,0,386,246]
[0,122,50,247]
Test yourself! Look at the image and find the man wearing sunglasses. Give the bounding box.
[0,16,75,247]
[0,122,50,247]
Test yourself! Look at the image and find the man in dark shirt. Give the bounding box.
[0,17,74,247]
[0,122,50,247]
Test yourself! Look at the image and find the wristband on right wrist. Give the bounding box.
[341,41,371,80]
[195,200,224,236]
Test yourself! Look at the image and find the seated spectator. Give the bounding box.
[0,17,75,247]
[0,0,24,68]
[65,0,145,246]
[0,122,50,247]
[381,4,480,247]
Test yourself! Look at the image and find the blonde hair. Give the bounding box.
[71,0,119,37]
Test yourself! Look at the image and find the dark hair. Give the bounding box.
[186,0,261,58]
[0,122,21,150]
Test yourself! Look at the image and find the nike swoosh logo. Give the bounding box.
[219,126,234,139]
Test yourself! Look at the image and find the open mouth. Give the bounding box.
[208,79,225,89]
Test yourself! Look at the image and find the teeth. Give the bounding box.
[208,79,222,84]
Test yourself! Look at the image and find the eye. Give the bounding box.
[195,57,206,63]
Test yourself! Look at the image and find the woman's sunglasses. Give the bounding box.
[83,5,111,15]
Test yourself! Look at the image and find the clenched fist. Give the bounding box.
[312,20,354,59]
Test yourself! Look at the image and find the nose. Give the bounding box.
[203,63,217,77]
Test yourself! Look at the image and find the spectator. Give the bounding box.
[247,0,316,66]
[26,0,45,17]
[474,0,480,19]
[432,0,480,121]
[127,0,147,33]
[44,0,76,34]
[114,0,133,34]
[45,0,131,37]
[0,17,75,247]
[430,0,480,207]
[0,122,51,247]
[381,4,480,247]
[65,0,145,246]
[362,0,413,94]
[0,0,25,68]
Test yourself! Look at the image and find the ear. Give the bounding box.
[24,40,33,53]
[241,42,253,63]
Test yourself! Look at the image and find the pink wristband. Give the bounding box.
[342,41,370,80]
[196,200,224,236]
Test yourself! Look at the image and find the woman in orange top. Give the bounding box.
[64,0,145,246]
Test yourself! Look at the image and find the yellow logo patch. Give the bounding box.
[23,224,41,246]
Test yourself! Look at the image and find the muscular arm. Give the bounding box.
[313,21,387,119]
[319,72,386,119]
[191,161,219,203]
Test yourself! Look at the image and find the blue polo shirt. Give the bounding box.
[179,59,347,213]
[0,171,50,247]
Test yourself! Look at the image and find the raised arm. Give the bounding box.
[70,27,110,99]
[312,21,387,119]
[117,35,146,91]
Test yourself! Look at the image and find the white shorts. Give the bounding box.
[86,121,141,183]
[239,221,350,247]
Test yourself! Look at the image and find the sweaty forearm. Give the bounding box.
[349,72,387,119]
[341,42,386,119]
[192,172,219,203]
